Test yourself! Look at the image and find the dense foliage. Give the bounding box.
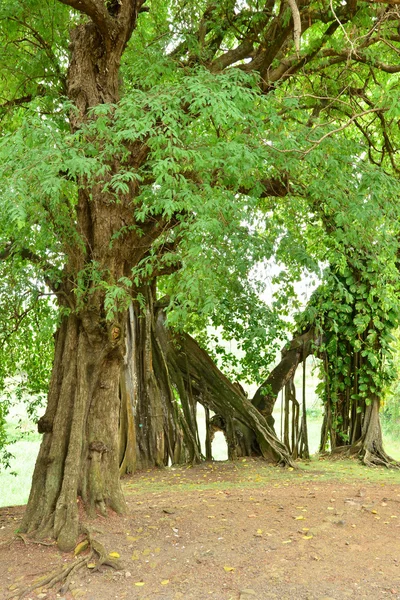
[0,0,400,467]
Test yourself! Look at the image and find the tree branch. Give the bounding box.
[266,20,341,84]
[238,177,290,198]
[0,242,61,293]
[321,48,400,73]
[210,40,255,73]
[302,108,387,156]
[57,0,116,40]
[9,16,66,90]
[286,0,301,55]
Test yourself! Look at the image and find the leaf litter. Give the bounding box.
[1,458,400,599]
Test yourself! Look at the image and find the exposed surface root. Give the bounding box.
[325,443,400,469]
[0,533,56,549]
[361,447,400,469]
[7,529,123,600]
[15,533,56,546]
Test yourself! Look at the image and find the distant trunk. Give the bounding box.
[119,293,295,469]
[252,328,318,425]
[250,328,319,458]
[258,324,397,467]
[119,290,198,473]
[157,310,294,465]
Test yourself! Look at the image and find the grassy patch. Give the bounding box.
[123,456,400,497]
[0,439,41,507]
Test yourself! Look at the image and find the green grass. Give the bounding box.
[1,392,400,507]
[124,456,400,497]
[0,406,41,507]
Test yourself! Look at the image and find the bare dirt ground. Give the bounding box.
[1,458,400,600]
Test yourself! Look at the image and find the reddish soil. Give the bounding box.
[1,459,400,600]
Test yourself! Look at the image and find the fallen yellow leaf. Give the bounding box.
[135,582,145,586]
[282,540,292,544]
[109,551,120,558]
[303,535,313,540]
[87,563,96,569]
[257,529,263,534]
[74,540,89,556]
[161,580,170,585]
[295,516,305,520]
[223,566,235,572]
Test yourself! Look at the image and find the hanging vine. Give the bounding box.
[297,262,400,466]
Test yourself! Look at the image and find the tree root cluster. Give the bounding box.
[361,447,400,469]
[7,528,122,600]
[328,442,400,469]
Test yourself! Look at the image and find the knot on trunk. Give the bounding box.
[89,441,108,457]
[109,324,122,347]
[38,416,53,434]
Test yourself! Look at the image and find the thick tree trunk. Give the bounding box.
[359,396,393,467]
[331,396,398,468]
[21,4,158,549]
[21,312,126,550]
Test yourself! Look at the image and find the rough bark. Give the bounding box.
[118,294,295,469]
[21,2,164,550]
[119,291,196,473]
[252,328,319,427]
[21,313,126,550]
[154,310,294,466]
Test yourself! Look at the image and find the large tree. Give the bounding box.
[1,0,400,552]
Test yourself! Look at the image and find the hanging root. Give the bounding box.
[7,528,122,600]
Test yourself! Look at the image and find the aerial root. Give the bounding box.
[7,529,123,600]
